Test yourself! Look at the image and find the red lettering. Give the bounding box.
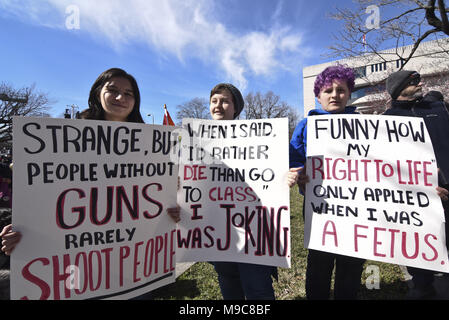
[382,163,394,178]
[143,238,154,277]
[373,227,386,257]
[170,229,176,271]
[21,258,51,300]
[402,232,419,259]
[74,252,88,295]
[56,188,86,230]
[133,241,144,283]
[155,236,164,274]
[311,157,323,179]
[397,160,406,185]
[413,161,422,185]
[354,224,368,252]
[119,245,131,286]
[332,158,346,180]
[163,232,169,273]
[422,234,439,261]
[322,220,338,247]
[208,186,257,202]
[423,161,432,186]
[184,165,207,180]
[361,159,370,181]
[374,159,383,182]
[388,229,400,258]
[325,158,332,180]
[347,159,359,181]
[307,157,434,186]
[88,251,102,291]
[52,254,71,300]
[406,160,414,184]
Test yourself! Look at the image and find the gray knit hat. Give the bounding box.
[210,83,244,119]
[386,70,420,100]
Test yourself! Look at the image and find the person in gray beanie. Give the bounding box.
[168,82,277,299]
[208,83,278,300]
[384,70,449,299]
[209,83,244,120]
[386,70,422,100]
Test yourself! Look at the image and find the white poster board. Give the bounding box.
[176,118,291,268]
[304,114,449,273]
[11,117,179,300]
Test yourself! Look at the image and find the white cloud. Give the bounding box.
[1,0,308,90]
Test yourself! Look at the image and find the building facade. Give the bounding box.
[302,38,449,116]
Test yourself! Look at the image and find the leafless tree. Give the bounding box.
[329,0,449,69]
[0,83,52,144]
[175,97,210,125]
[243,91,300,138]
[175,91,300,137]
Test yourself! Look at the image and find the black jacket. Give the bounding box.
[383,94,449,187]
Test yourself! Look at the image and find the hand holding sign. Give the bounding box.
[304,114,449,273]
[11,117,179,300]
[176,118,291,268]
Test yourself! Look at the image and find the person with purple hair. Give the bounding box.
[287,65,365,300]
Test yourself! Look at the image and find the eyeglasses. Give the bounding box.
[408,74,421,86]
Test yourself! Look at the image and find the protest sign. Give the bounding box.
[11,117,179,300]
[176,118,290,268]
[304,114,449,272]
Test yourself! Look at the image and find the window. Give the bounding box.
[396,59,405,68]
[370,62,388,73]
[351,87,367,100]
[354,66,366,78]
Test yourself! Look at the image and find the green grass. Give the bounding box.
[153,189,409,300]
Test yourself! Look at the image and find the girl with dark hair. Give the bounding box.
[1,68,179,266]
[80,68,144,123]
[287,65,365,300]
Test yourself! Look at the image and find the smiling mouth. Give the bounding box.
[112,103,128,109]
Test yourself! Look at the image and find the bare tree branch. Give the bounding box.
[175,97,210,125]
[402,28,440,68]
[328,0,449,69]
[243,91,300,138]
[438,0,449,33]
[0,83,53,144]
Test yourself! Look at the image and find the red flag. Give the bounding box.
[362,34,367,52]
[163,104,175,126]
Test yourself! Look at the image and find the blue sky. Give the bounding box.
[1,0,364,122]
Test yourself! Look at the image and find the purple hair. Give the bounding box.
[313,65,355,97]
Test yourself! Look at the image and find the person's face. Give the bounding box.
[317,79,351,113]
[99,77,135,122]
[210,89,235,120]
[397,78,423,101]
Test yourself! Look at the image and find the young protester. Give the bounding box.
[384,70,449,299]
[208,83,278,300]
[288,65,365,300]
[159,82,280,300]
[0,69,180,299]
[172,83,274,300]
